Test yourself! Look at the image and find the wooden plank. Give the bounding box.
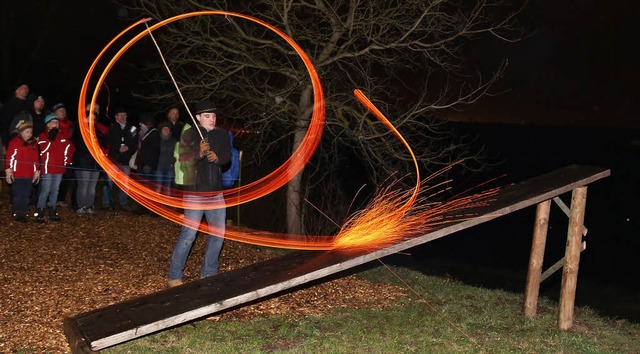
[64,164,610,351]
[62,317,98,354]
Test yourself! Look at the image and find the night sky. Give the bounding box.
[448,1,638,128]
[0,1,126,111]
[1,1,636,128]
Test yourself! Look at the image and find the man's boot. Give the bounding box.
[48,207,61,221]
[34,208,45,223]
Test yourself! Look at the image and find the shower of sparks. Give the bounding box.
[79,12,499,251]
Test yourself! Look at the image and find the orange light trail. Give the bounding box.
[79,12,499,251]
[331,89,499,251]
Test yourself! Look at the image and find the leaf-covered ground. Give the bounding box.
[0,193,406,352]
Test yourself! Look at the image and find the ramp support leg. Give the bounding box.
[523,199,551,317]
[558,186,587,330]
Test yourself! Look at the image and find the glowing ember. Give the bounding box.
[333,182,500,251]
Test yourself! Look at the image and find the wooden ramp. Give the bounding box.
[64,164,610,352]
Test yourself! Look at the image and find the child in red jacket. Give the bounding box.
[5,120,40,222]
[35,113,75,222]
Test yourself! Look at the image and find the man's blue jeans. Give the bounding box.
[155,165,174,194]
[37,173,63,209]
[168,194,226,280]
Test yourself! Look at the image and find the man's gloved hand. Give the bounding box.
[200,139,218,162]
[205,150,218,163]
[199,140,210,157]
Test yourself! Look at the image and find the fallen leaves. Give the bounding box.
[0,200,405,352]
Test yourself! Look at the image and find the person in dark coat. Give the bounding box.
[104,106,137,210]
[156,121,177,194]
[30,95,48,137]
[167,99,231,288]
[133,113,160,176]
[1,83,30,146]
[72,105,109,214]
[164,106,185,142]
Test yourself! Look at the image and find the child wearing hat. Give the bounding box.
[51,103,74,140]
[4,120,40,222]
[34,113,75,222]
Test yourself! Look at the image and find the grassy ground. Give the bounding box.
[104,264,639,353]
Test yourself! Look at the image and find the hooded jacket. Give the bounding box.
[5,135,39,178]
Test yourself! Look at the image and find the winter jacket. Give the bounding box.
[58,118,74,140]
[174,124,198,186]
[38,129,75,174]
[192,127,231,192]
[30,110,48,137]
[72,122,109,171]
[158,135,177,169]
[134,127,161,172]
[5,135,40,178]
[1,97,29,143]
[108,122,137,165]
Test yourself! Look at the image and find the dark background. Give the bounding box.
[0,1,137,115]
[1,1,638,321]
[2,1,638,128]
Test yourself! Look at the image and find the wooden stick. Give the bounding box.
[558,187,587,330]
[553,196,588,236]
[539,240,586,283]
[523,199,551,317]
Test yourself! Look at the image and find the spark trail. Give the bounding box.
[79,11,498,251]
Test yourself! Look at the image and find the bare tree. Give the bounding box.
[117,0,524,235]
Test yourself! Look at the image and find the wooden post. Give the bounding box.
[558,187,587,330]
[523,199,551,317]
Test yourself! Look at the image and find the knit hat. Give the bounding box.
[16,120,33,132]
[44,113,59,124]
[52,103,65,111]
[112,106,127,115]
[194,99,217,115]
[157,120,172,131]
[139,113,155,127]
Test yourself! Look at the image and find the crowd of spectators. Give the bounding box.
[1,83,184,221]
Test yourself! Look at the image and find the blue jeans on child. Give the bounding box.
[37,173,63,209]
[11,178,32,214]
[168,194,226,281]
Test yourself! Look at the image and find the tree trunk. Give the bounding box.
[286,85,313,235]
